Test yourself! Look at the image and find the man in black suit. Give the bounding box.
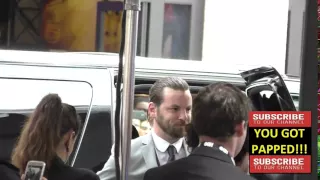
[144,82,256,180]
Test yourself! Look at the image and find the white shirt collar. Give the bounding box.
[151,129,184,153]
[218,145,236,166]
[202,142,236,166]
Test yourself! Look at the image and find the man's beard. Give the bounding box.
[155,112,186,139]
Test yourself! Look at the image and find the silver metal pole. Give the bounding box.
[120,0,140,180]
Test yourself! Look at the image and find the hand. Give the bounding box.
[21,174,48,180]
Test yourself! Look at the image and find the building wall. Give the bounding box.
[202,0,290,74]
[11,0,306,74]
[286,0,306,77]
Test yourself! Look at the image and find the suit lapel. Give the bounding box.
[141,133,158,168]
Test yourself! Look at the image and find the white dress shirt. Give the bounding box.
[151,129,186,166]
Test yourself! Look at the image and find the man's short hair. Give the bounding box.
[149,77,189,106]
[192,82,253,140]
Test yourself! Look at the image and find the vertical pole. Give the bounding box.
[297,0,317,179]
[120,0,140,180]
[6,0,15,48]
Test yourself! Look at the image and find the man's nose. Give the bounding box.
[178,110,188,120]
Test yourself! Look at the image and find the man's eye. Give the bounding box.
[171,108,179,111]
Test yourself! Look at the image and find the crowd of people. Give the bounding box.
[1,76,264,180]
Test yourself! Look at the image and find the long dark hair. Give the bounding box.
[11,94,81,173]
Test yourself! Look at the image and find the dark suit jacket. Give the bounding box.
[251,174,295,180]
[144,146,256,180]
[45,157,100,180]
[0,160,20,180]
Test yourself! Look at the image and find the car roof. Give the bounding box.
[0,50,300,94]
[0,50,284,74]
[0,51,115,112]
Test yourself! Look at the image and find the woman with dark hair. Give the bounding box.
[11,94,99,180]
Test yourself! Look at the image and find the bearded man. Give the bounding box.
[97,77,192,180]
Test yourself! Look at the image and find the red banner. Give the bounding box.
[249,111,311,174]
[249,111,311,127]
[249,155,311,173]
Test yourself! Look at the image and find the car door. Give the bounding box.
[240,66,296,111]
[240,66,296,180]
[0,60,114,173]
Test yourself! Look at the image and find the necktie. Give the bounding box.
[167,145,176,163]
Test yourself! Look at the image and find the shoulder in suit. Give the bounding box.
[251,173,295,180]
[144,146,256,180]
[97,132,158,180]
[47,157,99,180]
[56,167,100,180]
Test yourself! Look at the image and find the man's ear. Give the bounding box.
[148,102,157,120]
[235,121,246,137]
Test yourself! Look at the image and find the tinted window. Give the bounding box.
[291,94,299,110]
[72,107,112,172]
[133,95,150,137]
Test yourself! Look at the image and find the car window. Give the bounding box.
[291,94,299,110]
[0,78,92,164]
[133,94,150,137]
[72,107,113,172]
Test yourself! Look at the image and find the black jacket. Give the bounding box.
[144,145,256,180]
[45,157,100,180]
[251,174,295,180]
[0,160,20,180]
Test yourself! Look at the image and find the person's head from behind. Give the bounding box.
[139,120,151,136]
[192,82,253,157]
[134,96,149,112]
[148,77,192,142]
[12,94,81,172]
